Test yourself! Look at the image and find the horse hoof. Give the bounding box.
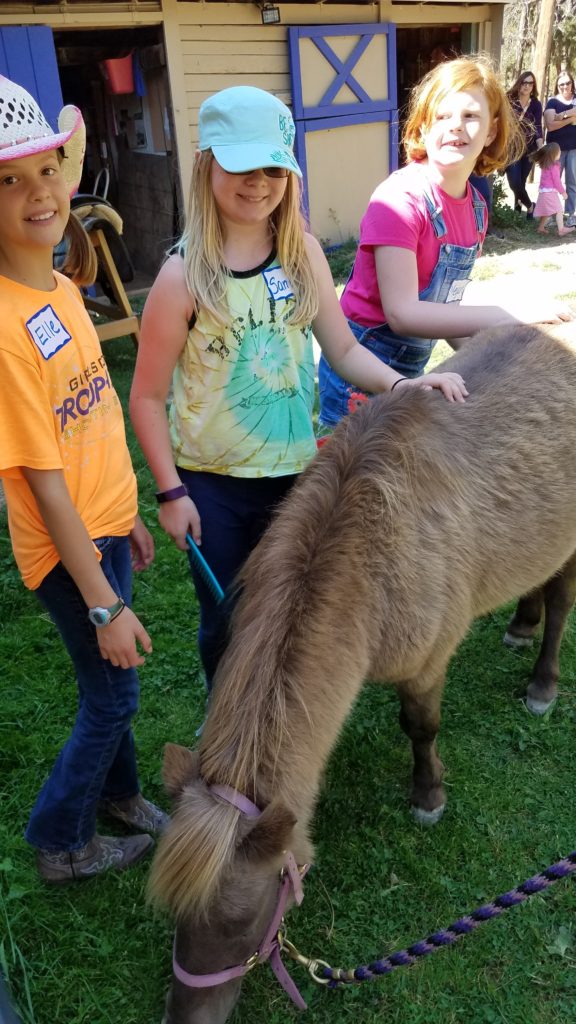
[525,695,556,716]
[411,803,445,826]
[503,631,534,648]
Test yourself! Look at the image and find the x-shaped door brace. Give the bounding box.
[312,34,373,107]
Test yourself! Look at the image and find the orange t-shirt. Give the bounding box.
[0,271,137,589]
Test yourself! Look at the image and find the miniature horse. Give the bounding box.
[151,324,576,1024]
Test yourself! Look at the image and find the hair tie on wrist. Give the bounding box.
[391,377,407,392]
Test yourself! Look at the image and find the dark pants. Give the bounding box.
[26,536,140,851]
[178,470,298,687]
[505,155,532,210]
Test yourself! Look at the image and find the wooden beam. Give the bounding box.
[0,4,161,26]
[86,228,140,348]
[93,315,141,343]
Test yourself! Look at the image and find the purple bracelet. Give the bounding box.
[155,484,188,504]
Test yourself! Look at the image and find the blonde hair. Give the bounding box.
[403,55,524,175]
[177,151,319,327]
[60,212,98,286]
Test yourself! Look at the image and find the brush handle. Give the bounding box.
[185,533,225,604]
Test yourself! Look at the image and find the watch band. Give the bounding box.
[108,599,126,623]
[88,598,126,627]
[155,484,188,504]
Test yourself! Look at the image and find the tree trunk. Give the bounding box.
[534,0,556,101]
[515,0,529,74]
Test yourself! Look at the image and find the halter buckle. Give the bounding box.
[279,935,332,986]
[243,951,260,972]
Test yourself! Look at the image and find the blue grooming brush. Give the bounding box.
[186,532,225,604]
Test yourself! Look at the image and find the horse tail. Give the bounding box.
[147,784,241,920]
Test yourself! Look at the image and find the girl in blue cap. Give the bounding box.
[130,85,466,688]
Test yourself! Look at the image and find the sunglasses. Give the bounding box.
[228,166,289,179]
[559,81,572,88]
[521,79,535,86]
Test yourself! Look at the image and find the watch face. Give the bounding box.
[88,607,111,627]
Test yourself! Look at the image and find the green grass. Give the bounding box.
[2,323,576,1024]
[324,240,357,286]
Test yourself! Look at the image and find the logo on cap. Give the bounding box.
[279,114,295,147]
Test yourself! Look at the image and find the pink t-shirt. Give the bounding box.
[341,162,487,328]
[539,163,564,195]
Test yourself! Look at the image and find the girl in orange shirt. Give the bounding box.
[0,76,167,882]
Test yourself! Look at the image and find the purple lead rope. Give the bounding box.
[321,851,576,987]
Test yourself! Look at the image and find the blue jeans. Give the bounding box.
[560,149,576,216]
[178,470,297,688]
[319,320,434,426]
[25,536,140,852]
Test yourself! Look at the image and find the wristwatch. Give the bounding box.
[88,598,126,627]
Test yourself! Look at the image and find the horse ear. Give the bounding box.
[162,742,200,797]
[239,802,297,863]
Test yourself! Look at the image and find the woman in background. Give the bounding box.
[504,70,543,218]
[544,71,576,227]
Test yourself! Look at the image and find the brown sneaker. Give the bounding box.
[37,833,153,884]
[98,793,170,834]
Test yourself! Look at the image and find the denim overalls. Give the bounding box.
[319,184,486,427]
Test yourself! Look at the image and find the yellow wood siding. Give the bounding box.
[2,0,507,246]
[307,120,389,243]
[162,0,506,243]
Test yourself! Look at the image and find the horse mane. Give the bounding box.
[150,324,564,919]
[149,767,253,920]
[198,388,454,798]
[150,392,440,918]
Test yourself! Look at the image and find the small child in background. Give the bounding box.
[531,142,575,236]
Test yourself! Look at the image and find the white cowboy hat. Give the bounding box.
[0,76,85,195]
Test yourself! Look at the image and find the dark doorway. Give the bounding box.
[55,25,181,278]
[396,25,465,162]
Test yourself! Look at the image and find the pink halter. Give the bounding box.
[172,784,309,1009]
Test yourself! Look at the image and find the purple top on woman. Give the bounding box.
[511,96,543,153]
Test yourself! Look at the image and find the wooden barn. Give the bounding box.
[1,0,509,273]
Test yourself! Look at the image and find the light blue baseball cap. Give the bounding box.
[198,85,302,177]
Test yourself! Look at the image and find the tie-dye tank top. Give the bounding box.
[170,252,317,477]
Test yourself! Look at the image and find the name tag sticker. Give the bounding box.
[26,304,71,360]
[445,279,468,304]
[262,266,294,302]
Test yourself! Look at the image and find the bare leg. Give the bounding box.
[398,677,446,825]
[526,553,576,714]
[504,588,544,648]
[536,216,549,234]
[558,211,575,236]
